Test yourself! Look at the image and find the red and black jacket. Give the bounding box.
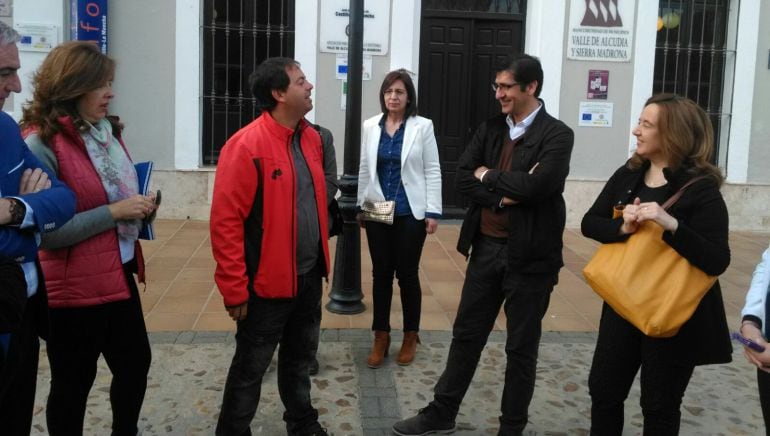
[210,112,330,306]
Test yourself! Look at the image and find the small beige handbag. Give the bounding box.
[361,200,395,225]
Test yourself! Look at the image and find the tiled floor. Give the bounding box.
[139,219,769,333]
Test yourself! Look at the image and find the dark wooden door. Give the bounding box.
[419,14,524,216]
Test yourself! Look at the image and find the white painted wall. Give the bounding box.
[174,0,201,169]
[727,0,760,183]
[12,0,64,120]
[525,0,566,118]
[389,0,420,75]
[295,0,319,123]
[628,1,657,156]
[745,0,770,184]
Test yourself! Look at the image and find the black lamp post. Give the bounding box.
[326,0,365,314]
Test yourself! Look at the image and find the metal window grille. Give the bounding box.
[202,0,295,165]
[654,0,735,165]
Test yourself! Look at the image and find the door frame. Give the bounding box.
[418,8,526,217]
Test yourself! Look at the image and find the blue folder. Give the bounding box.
[134,161,155,240]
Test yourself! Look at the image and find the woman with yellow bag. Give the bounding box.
[581,94,731,435]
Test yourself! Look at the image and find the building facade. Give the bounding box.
[5,0,769,230]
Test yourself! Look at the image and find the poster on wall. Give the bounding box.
[70,0,108,53]
[319,0,390,55]
[587,69,609,99]
[0,0,11,17]
[567,0,635,62]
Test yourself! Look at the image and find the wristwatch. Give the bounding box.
[7,198,26,225]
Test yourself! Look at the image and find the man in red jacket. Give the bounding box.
[210,57,330,436]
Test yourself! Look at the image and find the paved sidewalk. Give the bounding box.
[32,330,764,435]
[28,220,770,434]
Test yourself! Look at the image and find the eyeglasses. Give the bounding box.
[383,89,407,98]
[491,82,520,92]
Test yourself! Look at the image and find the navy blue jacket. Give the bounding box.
[0,112,76,263]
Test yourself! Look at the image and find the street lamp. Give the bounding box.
[327,0,365,314]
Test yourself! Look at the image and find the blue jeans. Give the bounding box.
[216,265,323,436]
[428,235,554,434]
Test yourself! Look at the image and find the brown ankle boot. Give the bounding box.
[367,330,390,369]
[397,331,420,366]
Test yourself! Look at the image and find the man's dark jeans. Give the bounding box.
[428,236,554,434]
[216,265,323,436]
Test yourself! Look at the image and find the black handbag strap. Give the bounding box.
[661,175,708,210]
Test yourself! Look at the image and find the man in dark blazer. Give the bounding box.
[393,54,575,436]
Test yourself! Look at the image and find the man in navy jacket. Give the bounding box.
[0,21,76,435]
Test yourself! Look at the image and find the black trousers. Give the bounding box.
[589,304,695,436]
[46,262,151,436]
[216,264,323,436]
[428,236,554,434]
[0,290,45,436]
[757,368,770,435]
[365,215,427,332]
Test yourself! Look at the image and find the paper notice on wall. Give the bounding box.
[567,0,635,62]
[0,0,11,17]
[578,101,613,127]
[320,0,390,55]
[15,23,59,52]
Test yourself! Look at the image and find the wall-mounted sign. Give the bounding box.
[0,0,12,17]
[567,0,635,62]
[70,0,108,53]
[335,54,372,80]
[15,23,59,52]
[587,69,609,99]
[320,0,389,55]
[579,101,613,127]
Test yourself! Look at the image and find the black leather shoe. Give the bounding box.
[392,408,456,435]
[309,357,320,376]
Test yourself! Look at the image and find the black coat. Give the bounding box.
[581,161,732,366]
[456,102,575,277]
[0,255,27,370]
[0,255,26,334]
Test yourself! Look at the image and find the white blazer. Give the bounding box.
[742,246,770,330]
[357,114,442,220]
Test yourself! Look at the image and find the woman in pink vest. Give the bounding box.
[20,41,157,436]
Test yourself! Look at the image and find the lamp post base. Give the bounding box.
[326,174,365,315]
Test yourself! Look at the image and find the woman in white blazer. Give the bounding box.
[357,69,442,368]
[740,245,770,429]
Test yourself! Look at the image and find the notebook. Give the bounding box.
[134,161,155,240]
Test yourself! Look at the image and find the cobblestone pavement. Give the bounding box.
[32,330,764,435]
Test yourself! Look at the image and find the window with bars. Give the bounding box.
[201,0,295,165]
[654,0,735,164]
